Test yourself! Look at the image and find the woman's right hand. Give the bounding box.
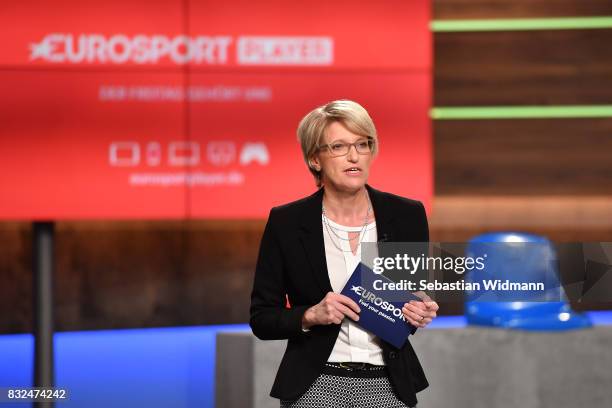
[302,292,361,329]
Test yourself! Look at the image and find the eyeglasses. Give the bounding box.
[318,138,375,157]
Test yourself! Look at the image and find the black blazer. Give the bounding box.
[249,184,429,407]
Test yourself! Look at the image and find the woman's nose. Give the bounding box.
[347,144,359,161]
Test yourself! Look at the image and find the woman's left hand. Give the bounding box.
[402,291,439,328]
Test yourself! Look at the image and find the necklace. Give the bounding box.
[322,204,371,241]
[321,191,373,253]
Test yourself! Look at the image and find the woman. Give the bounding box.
[250,100,438,407]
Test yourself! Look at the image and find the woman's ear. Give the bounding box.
[309,155,321,171]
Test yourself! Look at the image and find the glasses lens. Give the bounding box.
[329,142,348,156]
[356,140,371,153]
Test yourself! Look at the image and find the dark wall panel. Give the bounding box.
[0,221,264,334]
[435,30,612,106]
[0,223,32,333]
[434,118,612,195]
[434,0,612,19]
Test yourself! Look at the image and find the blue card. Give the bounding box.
[340,263,420,348]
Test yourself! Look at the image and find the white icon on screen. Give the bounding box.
[169,142,200,166]
[206,141,236,166]
[240,142,269,165]
[146,142,161,166]
[109,141,140,166]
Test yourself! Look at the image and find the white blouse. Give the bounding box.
[322,215,385,365]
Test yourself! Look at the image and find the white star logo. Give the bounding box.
[29,40,54,61]
[351,285,361,293]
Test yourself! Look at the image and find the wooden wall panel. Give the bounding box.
[0,221,265,334]
[434,1,612,197]
[431,196,612,231]
[434,119,612,195]
[0,223,32,333]
[2,212,611,333]
[434,0,612,19]
[435,30,612,105]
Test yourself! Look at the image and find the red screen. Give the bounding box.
[0,0,431,219]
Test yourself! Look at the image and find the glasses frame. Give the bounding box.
[317,137,375,158]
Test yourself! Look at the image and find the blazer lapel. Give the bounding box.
[298,188,333,294]
[366,184,396,243]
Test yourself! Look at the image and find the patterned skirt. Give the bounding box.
[280,363,415,408]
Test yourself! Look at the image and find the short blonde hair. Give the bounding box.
[297,99,378,186]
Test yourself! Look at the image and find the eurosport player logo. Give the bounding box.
[28,34,334,66]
